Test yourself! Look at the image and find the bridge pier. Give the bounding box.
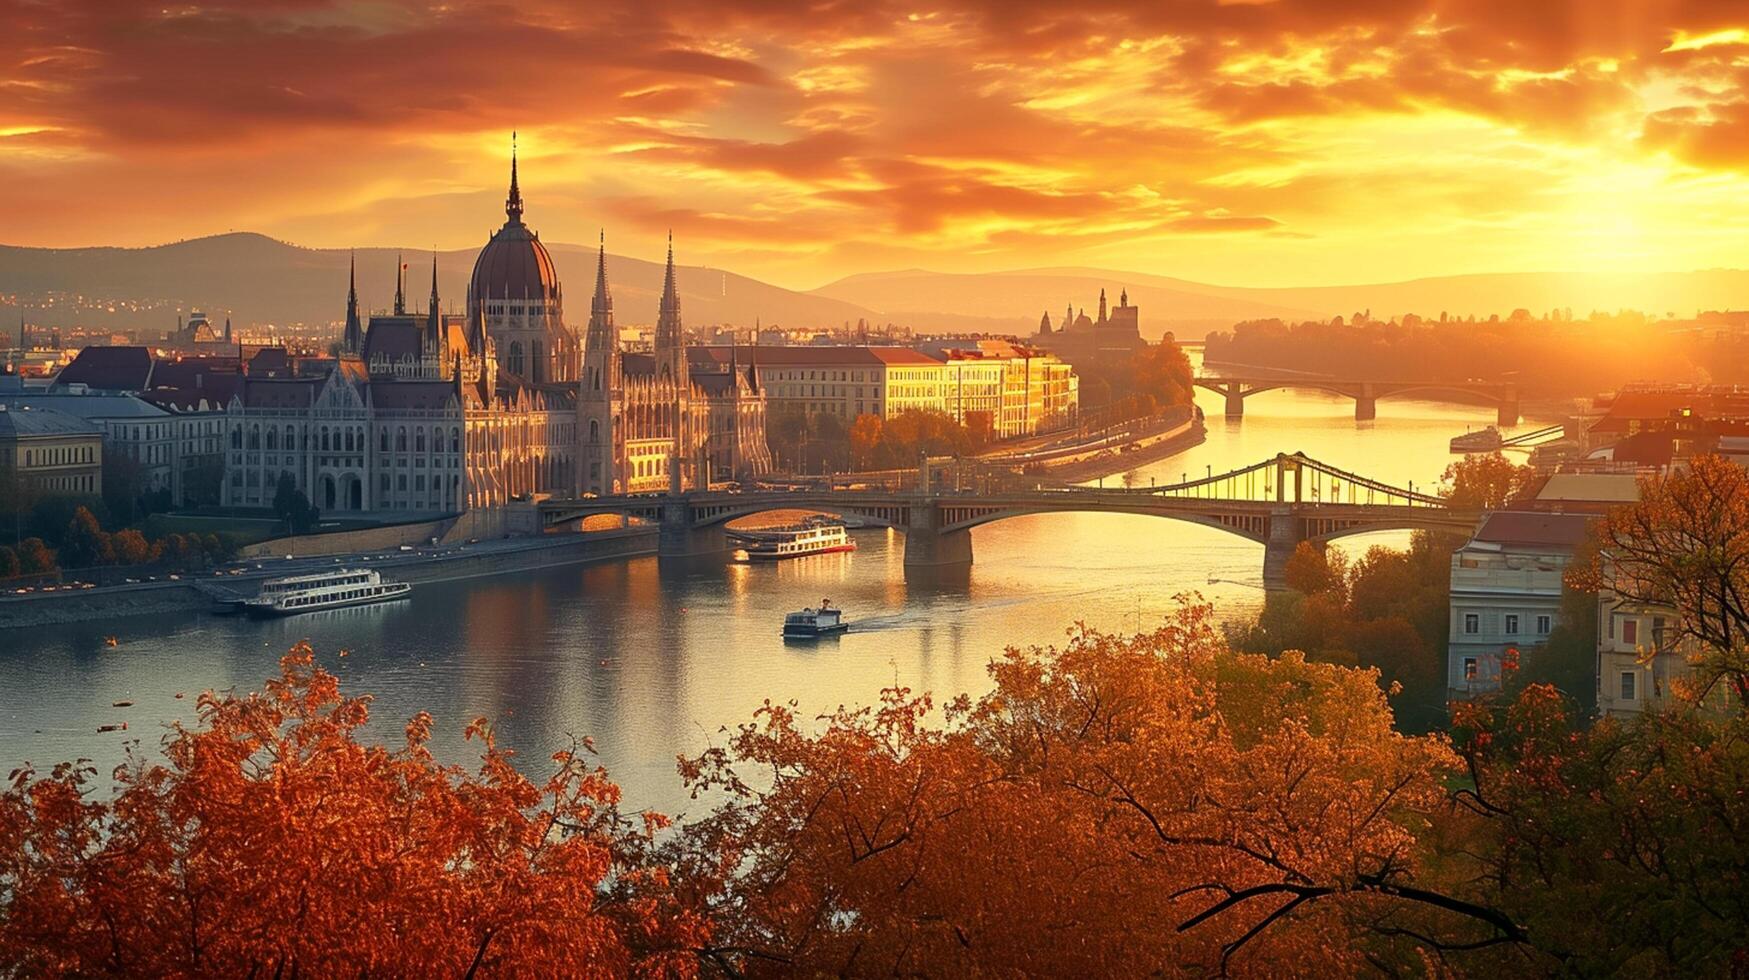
[1262,510,1308,591]
[1224,386,1245,418]
[903,501,973,570]
[657,497,729,563]
[1354,396,1377,421]
[1496,400,1520,427]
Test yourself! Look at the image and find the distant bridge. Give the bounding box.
[539,453,1483,588]
[1195,375,1520,425]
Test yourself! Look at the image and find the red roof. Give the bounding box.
[697,345,941,367]
[1474,511,1592,549]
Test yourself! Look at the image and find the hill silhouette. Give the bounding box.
[0,233,881,335]
[7,233,1747,339]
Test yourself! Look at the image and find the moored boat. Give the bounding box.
[242,569,411,618]
[1450,426,1503,453]
[783,599,850,638]
[734,519,856,561]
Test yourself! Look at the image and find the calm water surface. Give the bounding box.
[0,382,1543,815]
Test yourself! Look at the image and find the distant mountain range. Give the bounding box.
[4,232,1746,340]
[0,233,879,336]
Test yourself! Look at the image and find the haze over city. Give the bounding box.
[8,1,1749,291]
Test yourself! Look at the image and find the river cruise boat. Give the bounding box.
[783,599,850,638]
[242,569,411,618]
[735,520,856,561]
[1450,426,1503,453]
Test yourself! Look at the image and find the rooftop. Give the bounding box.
[0,403,104,439]
[1472,511,1592,549]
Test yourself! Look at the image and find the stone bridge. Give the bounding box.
[539,453,1484,588]
[1195,375,1520,425]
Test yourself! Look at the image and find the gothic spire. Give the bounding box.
[427,251,442,351]
[591,229,612,316]
[659,230,679,319]
[506,131,524,223]
[655,231,684,382]
[344,251,363,353]
[393,253,405,315]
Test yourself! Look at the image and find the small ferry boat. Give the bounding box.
[1450,426,1503,453]
[735,520,856,561]
[783,599,850,638]
[242,568,411,618]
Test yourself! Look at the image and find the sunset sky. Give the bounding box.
[6,1,1749,289]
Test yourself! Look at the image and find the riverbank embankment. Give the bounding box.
[0,526,657,630]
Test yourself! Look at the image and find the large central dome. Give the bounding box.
[468,149,560,304]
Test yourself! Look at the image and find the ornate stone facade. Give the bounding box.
[578,236,771,495]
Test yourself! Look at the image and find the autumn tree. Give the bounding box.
[0,645,707,976]
[668,603,1527,976]
[1447,682,1749,974]
[1441,452,1537,510]
[13,537,56,574]
[1571,454,1749,705]
[848,413,883,469]
[59,505,112,568]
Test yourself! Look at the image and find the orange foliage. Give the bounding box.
[669,603,1481,975]
[0,643,705,976]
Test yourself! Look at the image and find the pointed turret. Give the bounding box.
[583,229,617,395]
[655,231,685,382]
[1038,310,1052,335]
[1120,287,1128,307]
[343,252,363,353]
[591,229,612,319]
[1098,288,1107,324]
[393,253,406,315]
[223,316,233,344]
[426,251,442,352]
[505,131,524,223]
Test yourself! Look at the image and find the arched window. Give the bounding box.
[380,429,389,452]
[248,424,260,450]
[507,341,524,377]
[589,419,599,441]
[320,426,330,451]
[451,427,460,453]
[396,427,407,452]
[416,429,426,453]
[266,428,277,450]
[285,425,296,450]
[231,428,241,449]
[532,340,544,380]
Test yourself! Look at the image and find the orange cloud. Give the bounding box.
[4,0,1749,288]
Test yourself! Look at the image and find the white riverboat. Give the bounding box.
[734,520,856,561]
[243,569,411,618]
[783,598,851,638]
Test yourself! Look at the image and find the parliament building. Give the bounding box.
[221,149,770,516]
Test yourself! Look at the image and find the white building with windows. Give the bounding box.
[1447,512,1591,697]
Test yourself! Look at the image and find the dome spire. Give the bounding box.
[393,253,405,315]
[506,131,524,223]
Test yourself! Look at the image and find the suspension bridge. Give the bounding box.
[538,453,1484,588]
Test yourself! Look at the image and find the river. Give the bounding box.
[0,380,1541,817]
